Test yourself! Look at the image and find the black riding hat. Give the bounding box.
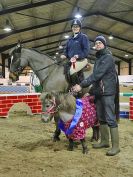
[71,19,82,28]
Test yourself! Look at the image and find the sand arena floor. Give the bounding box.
[0,103,133,177]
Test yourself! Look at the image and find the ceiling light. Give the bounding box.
[124,54,128,58]
[59,45,63,49]
[75,14,82,19]
[64,35,69,39]
[108,33,114,40]
[92,46,96,49]
[56,52,59,55]
[74,7,82,19]
[3,19,12,32]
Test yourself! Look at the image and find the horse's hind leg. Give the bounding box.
[80,139,88,154]
[91,126,100,142]
[53,116,61,142]
[67,139,74,151]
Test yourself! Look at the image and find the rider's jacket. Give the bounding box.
[64,32,90,60]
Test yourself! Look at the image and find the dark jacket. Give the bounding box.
[64,32,90,59]
[80,48,118,96]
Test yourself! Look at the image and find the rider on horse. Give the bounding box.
[61,19,90,85]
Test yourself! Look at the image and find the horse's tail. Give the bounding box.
[115,74,120,122]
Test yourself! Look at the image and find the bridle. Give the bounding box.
[42,91,77,116]
[42,97,62,115]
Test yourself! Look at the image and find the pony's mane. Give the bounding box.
[54,92,76,113]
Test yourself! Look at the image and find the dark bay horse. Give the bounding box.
[9,44,99,141]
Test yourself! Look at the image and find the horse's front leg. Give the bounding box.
[53,115,61,142]
[80,139,88,154]
[67,139,74,151]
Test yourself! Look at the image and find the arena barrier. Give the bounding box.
[0,92,133,120]
[119,92,133,120]
[0,93,42,118]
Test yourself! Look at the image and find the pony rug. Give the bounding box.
[58,96,97,141]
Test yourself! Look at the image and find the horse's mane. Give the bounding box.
[30,48,63,66]
[52,92,76,113]
[30,48,56,61]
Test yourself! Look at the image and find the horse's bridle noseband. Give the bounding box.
[42,97,62,115]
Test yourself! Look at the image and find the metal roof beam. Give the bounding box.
[34,38,133,56]
[33,39,66,48]
[44,46,130,63]
[0,0,64,15]
[100,12,133,26]
[1,28,133,58]
[84,27,133,44]
[0,11,132,43]
[0,30,71,52]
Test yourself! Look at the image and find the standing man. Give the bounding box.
[72,35,120,156]
[61,19,90,85]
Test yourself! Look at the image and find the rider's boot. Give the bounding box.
[71,73,80,86]
[78,70,84,82]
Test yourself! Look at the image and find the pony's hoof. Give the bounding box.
[67,146,74,151]
[41,118,49,123]
[82,147,88,154]
[53,136,60,142]
[90,136,99,142]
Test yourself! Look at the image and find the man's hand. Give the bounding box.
[60,55,67,59]
[72,84,82,92]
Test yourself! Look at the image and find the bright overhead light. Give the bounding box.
[59,45,63,49]
[56,52,59,55]
[64,35,69,39]
[108,33,114,40]
[74,7,82,19]
[4,27,12,32]
[124,54,129,58]
[92,46,96,49]
[74,14,82,19]
[3,19,12,32]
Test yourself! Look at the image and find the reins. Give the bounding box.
[35,60,63,72]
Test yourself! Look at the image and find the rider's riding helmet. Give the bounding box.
[71,19,82,28]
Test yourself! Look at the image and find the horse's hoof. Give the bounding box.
[53,136,60,142]
[67,146,74,151]
[90,132,100,142]
[82,147,88,154]
[90,137,99,142]
[41,118,49,123]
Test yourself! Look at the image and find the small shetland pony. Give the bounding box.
[42,92,97,154]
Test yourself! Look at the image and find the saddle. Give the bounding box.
[64,62,84,86]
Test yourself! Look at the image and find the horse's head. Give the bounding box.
[9,43,24,82]
[40,92,59,122]
[40,92,76,122]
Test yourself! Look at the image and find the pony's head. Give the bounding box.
[40,92,76,122]
[9,43,23,82]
